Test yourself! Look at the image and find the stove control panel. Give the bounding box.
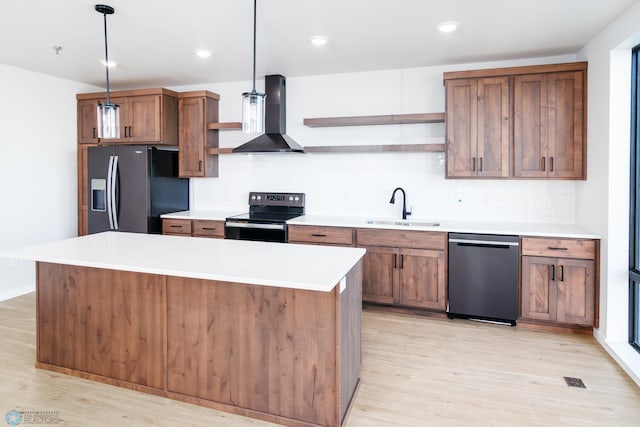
[249,192,305,207]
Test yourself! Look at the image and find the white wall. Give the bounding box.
[0,64,101,301]
[577,1,640,384]
[170,54,578,224]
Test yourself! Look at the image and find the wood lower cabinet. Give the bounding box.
[288,225,355,246]
[178,91,220,178]
[357,229,447,311]
[521,237,597,327]
[162,218,224,239]
[77,144,95,236]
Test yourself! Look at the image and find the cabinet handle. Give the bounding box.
[560,265,564,282]
[479,157,483,172]
[400,254,404,269]
[92,128,96,138]
[123,126,127,138]
[541,157,546,172]
[551,264,555,281]
[550,157,554,172]
[311,233,327,237]
[128,126,133,137]
[472,157,476,172]
[198,160,202,172]
[547,247,568,251]
[393,254,398,269]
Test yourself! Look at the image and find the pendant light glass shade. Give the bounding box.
[242,90,266,134]
[97,102,120,138]
[95,4,120,139]
[241,0,265,134]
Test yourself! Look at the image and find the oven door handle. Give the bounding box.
[225,222,286,230]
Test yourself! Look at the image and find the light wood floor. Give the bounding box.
[1,293,639,426]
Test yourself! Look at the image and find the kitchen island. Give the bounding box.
[4,232,365,427]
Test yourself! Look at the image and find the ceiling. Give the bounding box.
[1,0,636,90]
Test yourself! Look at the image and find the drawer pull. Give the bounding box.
[170,225,183,228]
[202,227,217,231]
[311,233,327,237]
[547,247,568,251]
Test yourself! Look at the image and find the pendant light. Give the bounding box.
[95,4,120,139]
[241,0,266,134]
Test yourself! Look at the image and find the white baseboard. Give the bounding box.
[594,328,640,387]
[0,284,35,302]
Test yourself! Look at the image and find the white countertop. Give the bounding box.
[287,215,600,239]
[161,210,241,221]
[1,232,365,293]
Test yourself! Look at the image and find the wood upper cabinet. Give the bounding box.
[178,91,220,178]
[76,88,179,145]
[521,237,597,327]
[446,77,510,178]
[357,229,447,311]
[444,61,587,180]
[514,71,585,178]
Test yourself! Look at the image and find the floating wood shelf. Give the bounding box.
[303,113,445,127]
[207,122,242,130]
[208,143,444,155]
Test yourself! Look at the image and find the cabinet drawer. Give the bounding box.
[521,237,596,259]
[288,225,354,246]
[192,220,224,238]
[357,228,446,250]
[162,219,192,235]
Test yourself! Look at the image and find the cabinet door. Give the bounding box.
[521,256,557,321]
[547,71,585,179]
[178,96,205,177]
[477,77,510,177]
[556,258,594,325]
[398,248,446,310]
[127,95,161,142]
[361,246,397,305]
[446,79,478,177]
[77,99,99,143]
[514,74,548,178]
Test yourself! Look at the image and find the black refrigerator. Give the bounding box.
[87,145,189,235]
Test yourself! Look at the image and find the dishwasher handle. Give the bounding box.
[449,238,519,248]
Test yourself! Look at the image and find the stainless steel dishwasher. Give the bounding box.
[447,233,519,325]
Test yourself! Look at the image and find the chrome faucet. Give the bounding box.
[390,187,412,220]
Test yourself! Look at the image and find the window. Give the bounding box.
[629,44,640,352]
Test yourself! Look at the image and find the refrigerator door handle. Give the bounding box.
[111,155,119,230]
[106,155,115,230]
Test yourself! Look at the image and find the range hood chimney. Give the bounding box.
[233,74,304,153]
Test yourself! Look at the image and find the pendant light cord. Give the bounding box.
[103,11,111,104]
[251,0,257,94]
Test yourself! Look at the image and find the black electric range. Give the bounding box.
[224,192,305,243]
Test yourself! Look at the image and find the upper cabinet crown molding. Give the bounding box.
[444,61,587,180]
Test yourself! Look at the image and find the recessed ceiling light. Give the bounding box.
[194,49,212,59]
[99,59,118,68]
[310,36,329,47]
[437,21,459,33]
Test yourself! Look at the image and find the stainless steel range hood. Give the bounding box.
[233,74,304,153]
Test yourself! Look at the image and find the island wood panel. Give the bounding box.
[166,276,342,427]
[339,261,362,424]
[36,263,166,389]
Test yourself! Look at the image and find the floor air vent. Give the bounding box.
[564,376,586,388]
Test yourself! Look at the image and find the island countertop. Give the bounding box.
[2,232,365,292]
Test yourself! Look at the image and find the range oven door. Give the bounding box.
[224,221,287,243]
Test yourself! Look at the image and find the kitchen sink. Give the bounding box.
[365,219,440,227]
